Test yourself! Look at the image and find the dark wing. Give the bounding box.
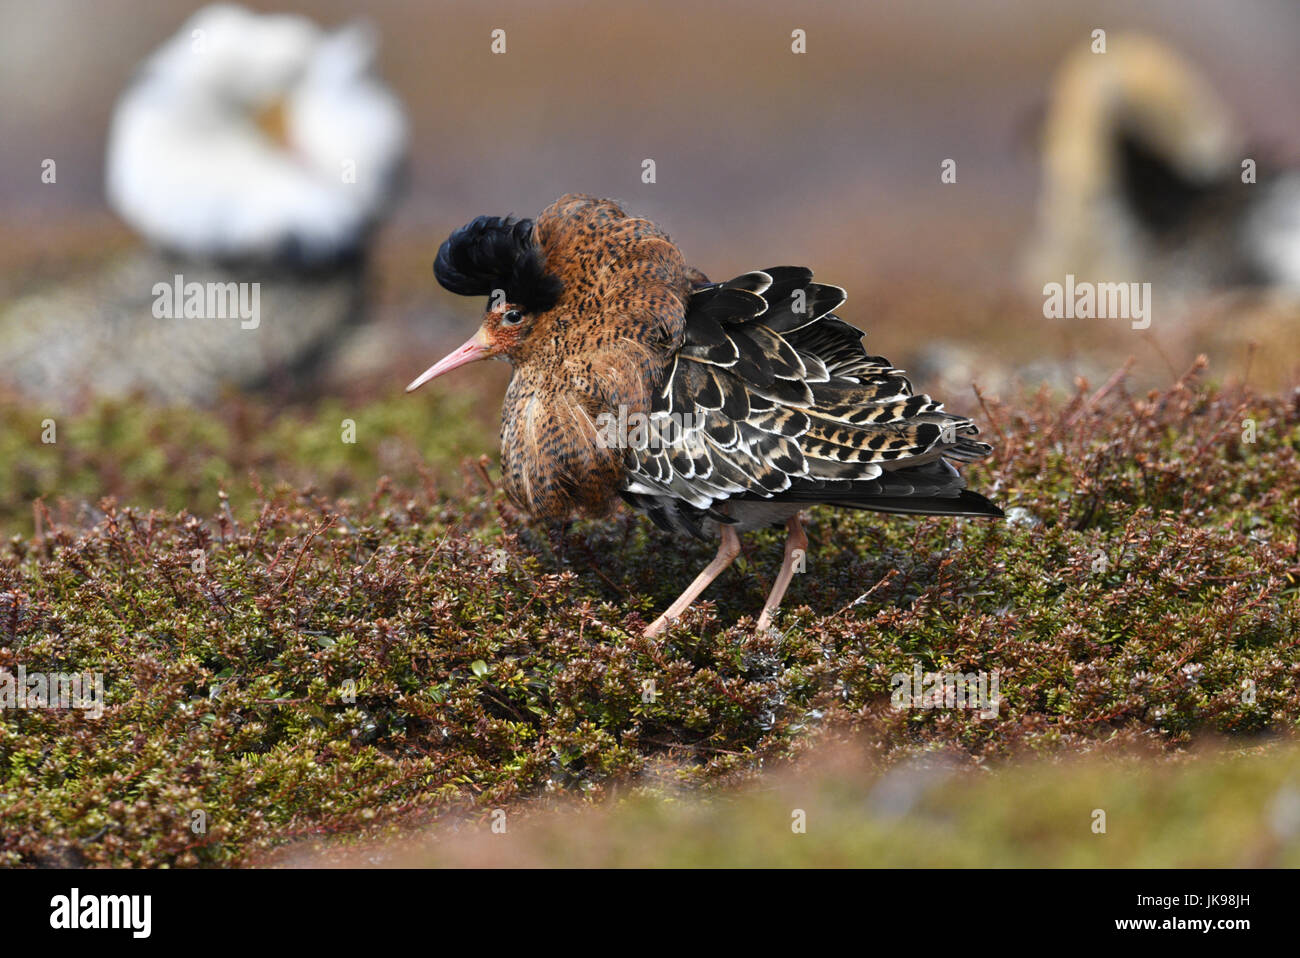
[1115,127,1228,236]
[620,267,1002,537]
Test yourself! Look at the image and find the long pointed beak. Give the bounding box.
[406,330,492,392]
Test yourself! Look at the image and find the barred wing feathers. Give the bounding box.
[620,267,1002,536]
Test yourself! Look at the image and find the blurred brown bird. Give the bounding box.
[408,194,1002,636]
[1026,33,1300,297]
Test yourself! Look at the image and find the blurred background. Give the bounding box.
[2,0,1299,407]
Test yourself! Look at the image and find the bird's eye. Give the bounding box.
[501,309,524,326]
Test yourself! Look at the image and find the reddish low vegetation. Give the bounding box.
[0,362,1297,866]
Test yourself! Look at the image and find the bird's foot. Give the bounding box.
[643,616,671,638]
[546,519,574,569]
[641,525,742,640]
[753,514,806,637]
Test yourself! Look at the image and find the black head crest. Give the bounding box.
[433,215,564,314]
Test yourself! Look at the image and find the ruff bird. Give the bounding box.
[1,3,408,405]
[1026,33,1300,297]
[106,3,406,266]
[408,195,1003,636]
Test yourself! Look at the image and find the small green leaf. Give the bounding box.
[470,659,489,677]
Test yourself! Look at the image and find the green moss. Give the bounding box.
[0,370,1297,865]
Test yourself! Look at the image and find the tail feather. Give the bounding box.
[839,489,1004,519]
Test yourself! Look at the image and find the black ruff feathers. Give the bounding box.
[433,215,564,314]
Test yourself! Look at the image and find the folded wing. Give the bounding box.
[620,267,1003,537]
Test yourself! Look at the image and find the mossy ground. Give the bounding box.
[1,362,1298,867]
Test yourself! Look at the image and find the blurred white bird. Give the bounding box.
[106,4,407,265]
[2,3,409,405]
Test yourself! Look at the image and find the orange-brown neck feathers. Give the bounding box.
[499,194,692,521]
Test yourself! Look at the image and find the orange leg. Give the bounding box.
[755,514,807,633]
[643,523,742,637]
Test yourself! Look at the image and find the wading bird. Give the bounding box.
[1026,33,1300,297]
[1,4,408,405]
[408,195,1002,636]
